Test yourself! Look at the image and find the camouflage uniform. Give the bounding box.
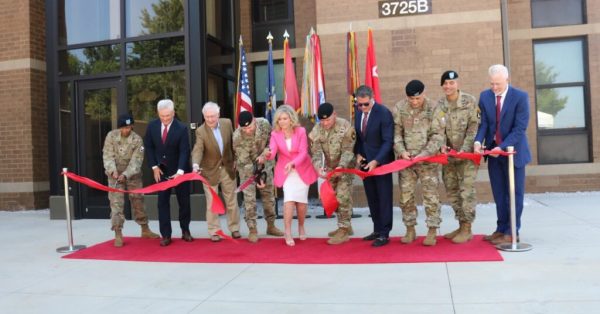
[393,98,446,228]
[232,118,276,229]
[437,91,480,224]
[102,129,148,231]
[309,117,356,228]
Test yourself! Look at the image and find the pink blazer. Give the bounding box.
[267,126,318,187]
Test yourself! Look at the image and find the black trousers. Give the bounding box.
[363,173,393,238]
[157,181,191,238]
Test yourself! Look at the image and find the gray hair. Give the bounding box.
[488,64,509,79]
[202,101,220,115]
[157,99,174,112]
[355,85,373,99]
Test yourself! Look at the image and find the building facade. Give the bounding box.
[0,0,598,213]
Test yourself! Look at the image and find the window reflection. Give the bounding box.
[206,0,233,46]
[126,0,184,37]
[58,0,120,45]
[536,87,585,129]
[59,82,73,176]
[127,71,187,126]
[531,0,584,28]
[534,41,584,84]
[58,45,121,76]
[254,62,284,103]
[126,37,185,69]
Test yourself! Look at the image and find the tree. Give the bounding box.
[535,61,568,116]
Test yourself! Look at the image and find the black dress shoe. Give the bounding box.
[372,237,389,247]
[362,232,380,241]
[182,231,194,242]
[160,237,172,247]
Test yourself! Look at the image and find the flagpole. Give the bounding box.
[266,31,283,219]
[234,36,243,127]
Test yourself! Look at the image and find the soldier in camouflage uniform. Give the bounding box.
[437,71,480,243]
[308,103,357,245]
[102,113,159,247]
[233,111,284,243]
[393,80,446,246]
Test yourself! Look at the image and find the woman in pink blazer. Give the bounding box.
[264,105,317,246]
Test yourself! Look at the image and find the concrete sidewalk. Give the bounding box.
[1,191,600,314]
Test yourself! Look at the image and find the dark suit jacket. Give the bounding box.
[354,103,395,166]
[475,86,532,168]
[191,118,235,186]
[144,118,191,176]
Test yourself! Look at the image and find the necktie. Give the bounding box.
[495,95,502,145]
[162,124,168,144]
[361,112,369,136]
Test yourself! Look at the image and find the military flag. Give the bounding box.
[283,30,300,111]
[364,28,382,104]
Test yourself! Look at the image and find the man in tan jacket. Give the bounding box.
[192,102,240,242]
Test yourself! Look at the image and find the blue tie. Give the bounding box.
[213,126,224,155]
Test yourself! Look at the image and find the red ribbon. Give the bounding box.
[62,171,225,215]
[319,149,516,217]
[215,230,240,244]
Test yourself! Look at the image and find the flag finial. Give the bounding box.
[283,30,290,39]
[239,35,243,45]
[266,32,273,41]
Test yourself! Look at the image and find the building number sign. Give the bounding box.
[378,0,432,18]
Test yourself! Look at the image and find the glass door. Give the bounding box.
[75,79,123,218]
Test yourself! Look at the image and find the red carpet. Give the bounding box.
[63,235,502,264]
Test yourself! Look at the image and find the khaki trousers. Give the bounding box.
[204,167,240,235]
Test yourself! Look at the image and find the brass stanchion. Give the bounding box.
[56,168,86,253]
[497,147,532,252]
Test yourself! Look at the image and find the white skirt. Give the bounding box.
[283,170,309,204]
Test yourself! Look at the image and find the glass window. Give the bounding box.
[126,37,185,69]
[253,0,291,23]
[254,62,284,103]
[534,37,590,163]
[58,0,120,45]
[206,0,233,46]
[58,44,121,76]
[206,40,235,74]
[59,82,73,176]
[125,0,184,37]
[531,0,584,28]
[534,40,584,84]
[127,71,187,124]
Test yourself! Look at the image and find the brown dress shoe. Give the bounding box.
[484,232,504,242]
[182,231,194,242]
[491,234,520,245]
[160,237,172,247]
[210,235,222,242]
[231,231,242,239]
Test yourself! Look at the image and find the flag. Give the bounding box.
[235,36,252,126]
[346,31,360,121]
[364,28,382,104]
[300,28,326,119]
[283,31,300,111]
[265,34,276,124]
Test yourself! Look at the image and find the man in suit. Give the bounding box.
[192,102,240,242]
[354,85,395,247]
[474,64,532,245]
[144,99,193,247]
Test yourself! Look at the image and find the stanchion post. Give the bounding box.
[56,168,86,253]
[497,147,532,252]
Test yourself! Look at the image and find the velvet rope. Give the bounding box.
[62,171,225,215]
[319,149,515,217]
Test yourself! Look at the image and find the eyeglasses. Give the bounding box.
[356,102,371,107]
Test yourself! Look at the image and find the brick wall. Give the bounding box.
[0,0,48,210]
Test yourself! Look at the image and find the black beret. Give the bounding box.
[117,113,134,128]
[318,102,334,120]
[405,80,425,97]
[238,111,254,127]
[440,70,459,85]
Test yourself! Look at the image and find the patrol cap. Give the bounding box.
[317,102,334,119]
[440,70,459,85]
[405,80,425,97]
[117,113,134,128]
[238,110,254,127]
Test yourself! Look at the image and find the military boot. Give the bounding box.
[327,227,350,245]
[266,222,284,237]
[328,225,354,237]
[401,226,416,244]
[114,229,123,247]
[423,227,438,246]
[444,223,463,239]
[451,223,473,244]
[141,224,160,239]
[248,228,259,243]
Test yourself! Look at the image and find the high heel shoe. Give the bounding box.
[285,234,295,246]
[299,227,307,241]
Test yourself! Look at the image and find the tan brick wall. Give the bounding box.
[0,0,48,210]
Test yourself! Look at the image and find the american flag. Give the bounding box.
[235,38,252,125]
